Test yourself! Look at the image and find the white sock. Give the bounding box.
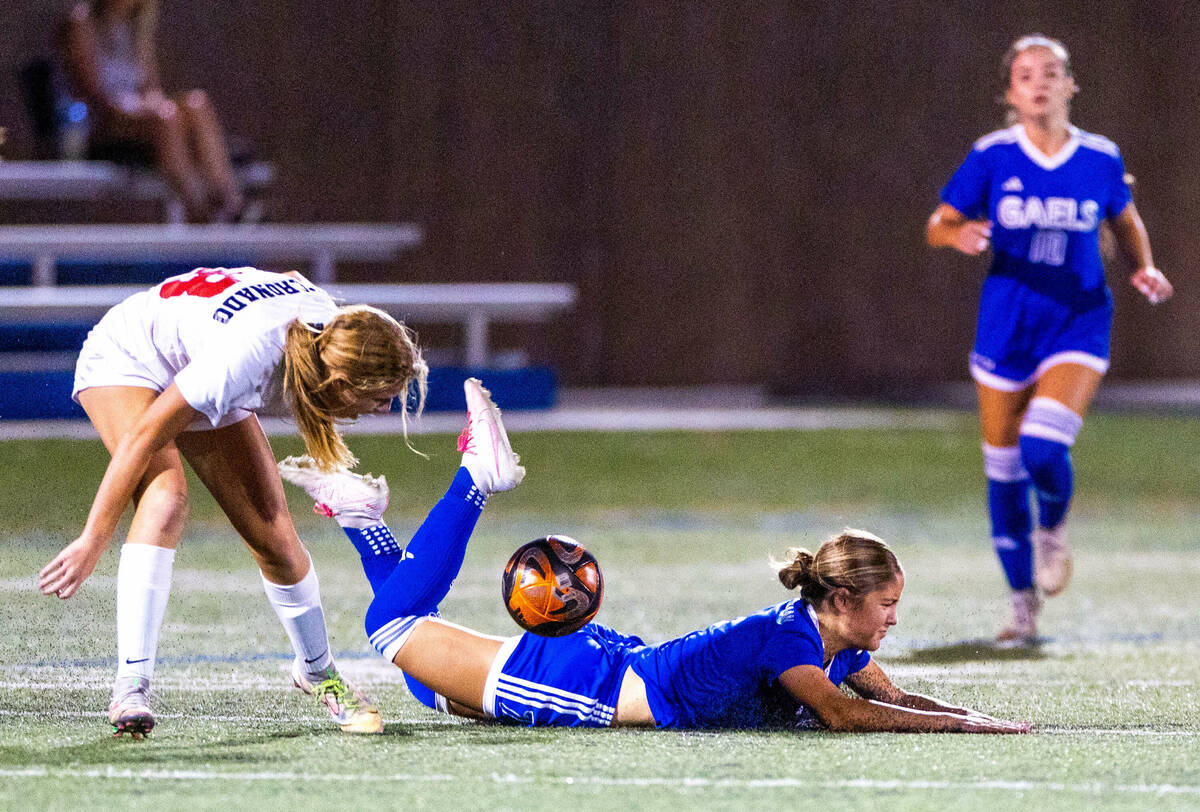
[114,544,175,691]
[260,557,334,678]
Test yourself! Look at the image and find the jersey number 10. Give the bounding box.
[1028,230,1067,267]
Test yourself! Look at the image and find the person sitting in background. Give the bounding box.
[58,0,247,222]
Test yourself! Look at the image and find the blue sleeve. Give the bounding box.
[760,627,824,677]
[1106,151,1133,219]
[941,147,990,219]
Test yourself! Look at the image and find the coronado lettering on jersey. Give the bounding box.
[996,195,1099,232]
[212,278,315,323]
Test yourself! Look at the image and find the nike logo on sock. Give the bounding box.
[304,651,329,664]
[125,657,150,665]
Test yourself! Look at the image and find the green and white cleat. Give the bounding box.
[108,677,154,738]
[291,661,384,734]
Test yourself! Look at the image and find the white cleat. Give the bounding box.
[278,455,389,527]
[108,677,154,738]
[291,661,384,734]
[458,378,525,494]
[1033,524,1073,598]
[997,588,1042,647]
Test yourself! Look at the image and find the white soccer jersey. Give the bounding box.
[74,267,338,427]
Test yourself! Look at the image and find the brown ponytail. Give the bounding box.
[775,529,901,607]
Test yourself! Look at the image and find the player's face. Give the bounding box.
[329,381,407,419]
[1007,47,1076,122]
[844,574,903,651]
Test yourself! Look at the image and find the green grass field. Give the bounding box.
[2,410,1198,810]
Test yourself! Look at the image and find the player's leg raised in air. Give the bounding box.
[279,377,525,717]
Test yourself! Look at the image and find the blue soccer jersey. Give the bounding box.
[630,599,870,728]
[941,125,1131,387]
[479,599,868,729]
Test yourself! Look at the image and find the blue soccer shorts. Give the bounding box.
[483,623,645,728]
[970,276,1112,391]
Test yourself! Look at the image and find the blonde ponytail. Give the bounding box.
[282,305,428,470]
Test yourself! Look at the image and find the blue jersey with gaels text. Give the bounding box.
[941,124,1130,310]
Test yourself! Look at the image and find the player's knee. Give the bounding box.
[364,601,436,664]
[1020,397,1082,447]
[983,443,1027,482]
[1019,398,1080,474]
[134,479,190,534]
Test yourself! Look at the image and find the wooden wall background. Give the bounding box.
[2,2,1196,392]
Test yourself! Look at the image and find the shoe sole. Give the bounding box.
[110,711,154,738]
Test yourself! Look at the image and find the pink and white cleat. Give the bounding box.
[277,456,389,528]
[458,378,525,494]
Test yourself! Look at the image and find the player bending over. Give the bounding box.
[279,379,1029,733]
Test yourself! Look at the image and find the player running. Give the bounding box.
[278,379,1029,733]
[38,266,428,737]
[926,34,1173,644]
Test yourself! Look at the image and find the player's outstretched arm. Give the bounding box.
[926,203,993,256]
[781,664,1030,733]
[1108,203,1174,304]
[38,385,201,600]
[844,661,1006,721]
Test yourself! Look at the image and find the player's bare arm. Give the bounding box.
[38,385,200,599]
[926,203,992,256]
[846,661,986,717]
[781,664,1029,733]
[1109,203,1174,303]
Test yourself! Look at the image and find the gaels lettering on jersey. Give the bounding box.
[996,195,1099,232]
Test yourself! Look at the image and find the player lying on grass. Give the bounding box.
[279,379,1030,733]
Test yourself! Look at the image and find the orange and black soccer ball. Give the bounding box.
[502,536,603,636]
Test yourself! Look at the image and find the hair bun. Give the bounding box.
[777,548,814,591]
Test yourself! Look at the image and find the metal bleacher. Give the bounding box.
[0,192,577,420]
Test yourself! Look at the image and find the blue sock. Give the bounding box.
[363,467,487,636]
[982,444,1033,590]
[1020,434,1073,530]
[988,478,1033,590]
[342,523,406,594]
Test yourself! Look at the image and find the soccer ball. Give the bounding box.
[502,536,603,636]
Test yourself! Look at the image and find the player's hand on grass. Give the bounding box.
[1130,266,1173,304]
[952,220,992,256]
[38,535,105,600]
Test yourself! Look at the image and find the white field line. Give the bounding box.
[0,767,1197,796]
[1,708,1195,739]
[0,708,461,725]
